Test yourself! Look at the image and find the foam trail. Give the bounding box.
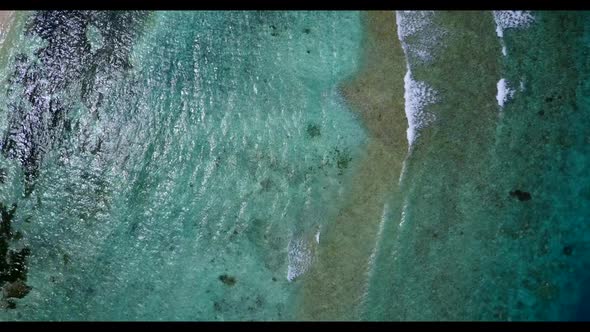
[493,11,535,57]
[395,11,441,149]
[496,78,515,109]
[399,198,409,228]
[286,235,315,282]
[493,12,534,112]
[403,69,438,146]
[360,203,391,308]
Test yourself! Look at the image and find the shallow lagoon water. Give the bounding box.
[0,11,365,320]
[0,11,589,321]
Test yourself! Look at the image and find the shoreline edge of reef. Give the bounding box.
[294,10,409,320]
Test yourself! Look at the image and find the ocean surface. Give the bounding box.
[0,10,589,321]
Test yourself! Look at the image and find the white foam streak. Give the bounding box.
[399,199,409,228]
[403,69,438,146]
[366,203,390,275]
[286,236,314,282]
[396,11,440,148]
[495,24,504,38]
[360,202,391,308]
[496,78,515,109]
[395,11,444,64]
[493,11,535,57]
[493,11,535,32]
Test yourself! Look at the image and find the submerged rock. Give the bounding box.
[2,279,31,299]
[509,190,532,201]
[219,274,237,286]
[306,123,321,138]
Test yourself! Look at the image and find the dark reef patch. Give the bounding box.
[333,148,353,175]
[63,253,71,266]
[269,25,278,37]
[259,178,273,192]
[2,279,31,299]
[5,300,16,309]
[509,190,532,201]
[1,202,31,307]
[219,274,237,286]
[213,301,223,312]
[306,123,321,138]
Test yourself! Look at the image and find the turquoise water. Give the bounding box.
[0,11,365,320]
[1,10,590,321]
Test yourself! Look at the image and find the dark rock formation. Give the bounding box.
[509,190,532,201]
[219,274,237,286]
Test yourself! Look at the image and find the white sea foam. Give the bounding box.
[287,236,314,282]
[493,11,535,34]
[399,199,409,228]
[396,11,433,39]
[496,78,515,108]
[493,11,535,56]
[403,69,438,145]
[396,11,445,64]
[495,23,504,38]
[395,11,441,147]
